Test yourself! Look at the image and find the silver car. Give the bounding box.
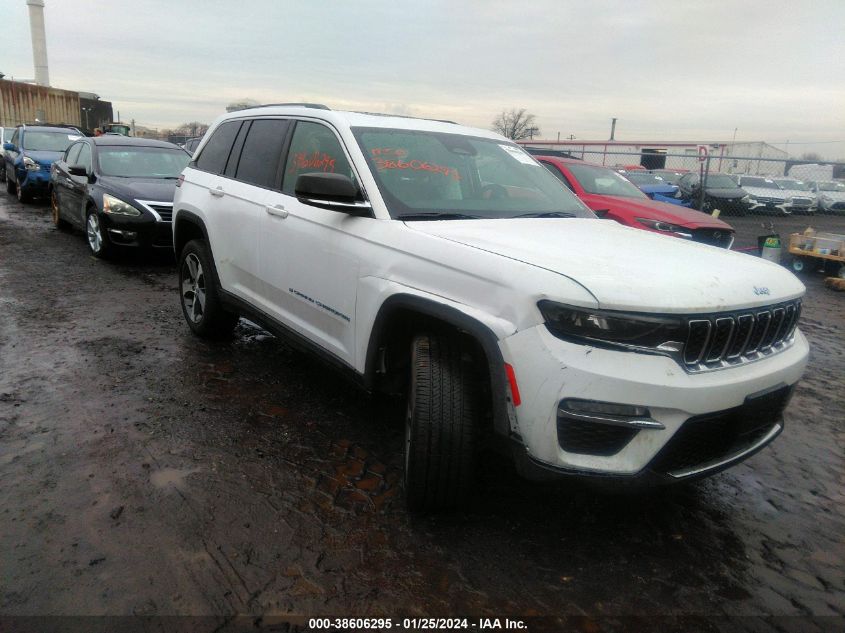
[772,177,816,215]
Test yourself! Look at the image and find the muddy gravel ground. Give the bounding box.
[0,195,843,632]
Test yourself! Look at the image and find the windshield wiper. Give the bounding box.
[513,212,577,218]
[396,212,482,221]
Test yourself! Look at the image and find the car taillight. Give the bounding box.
[176,174,184,188]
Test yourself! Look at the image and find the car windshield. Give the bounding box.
[740,176,780,189]
[776,179,810,191]
[817,181,845,192]
[97,146,190,178]
[351,128,594,219]
[565,163,648,198]
[705,174,739,189]
[22,131,79,152]
[625,172,667,185]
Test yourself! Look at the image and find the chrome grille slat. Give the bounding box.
[681,300,801,373]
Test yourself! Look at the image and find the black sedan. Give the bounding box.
[50,136,190,258]
[677,172,752,216]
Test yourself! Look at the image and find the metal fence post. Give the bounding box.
[698,155,710,211]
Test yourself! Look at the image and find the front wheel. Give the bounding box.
[404,334,478,512]
[178,239,238,339]
[16,182,32,203]
[86,210,112,258]
[7,177,17,195]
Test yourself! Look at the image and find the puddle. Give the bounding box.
[150,467,199,489]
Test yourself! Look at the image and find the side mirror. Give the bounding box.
[3,142,15,152]
[295,172,372,217]
[68,165,88,177]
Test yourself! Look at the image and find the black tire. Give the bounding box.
[16,182,32,203]
[51,190,71,230]
[404,334,478,512]
[178,239,239,339]
[85,209,112,259]
[7,177,16,195]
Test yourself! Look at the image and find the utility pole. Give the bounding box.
[609,118,617,141]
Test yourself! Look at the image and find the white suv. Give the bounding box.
[173,104,808,511]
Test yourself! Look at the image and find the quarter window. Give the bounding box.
[195,121,241,175]
[282,121,356,195]
[235,119,290,188]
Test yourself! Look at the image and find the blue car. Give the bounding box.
[4,125,82,203]
[623,171,692,207]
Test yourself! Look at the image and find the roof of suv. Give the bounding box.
[218,105,501,139]
[21,125,82,134]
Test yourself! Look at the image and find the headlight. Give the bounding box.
[23,156,40,171]
[103,194,142,216]
[537,301,686,354]
[635,218,693,238]
[741,194,753,203]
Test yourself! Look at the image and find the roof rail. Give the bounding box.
[352,111,458,125]
[244,103,331,110]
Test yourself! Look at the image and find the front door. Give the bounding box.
[258,120,368,365]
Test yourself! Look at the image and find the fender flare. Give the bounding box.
[365,293,512,437]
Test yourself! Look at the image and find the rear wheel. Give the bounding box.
[404,334,478,512]
[178,239,238,339]
[51,190,70,230]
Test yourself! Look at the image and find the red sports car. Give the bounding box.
[536,156,735,248]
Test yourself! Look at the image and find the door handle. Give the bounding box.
[209,186,224,197]
[266,204,288,219]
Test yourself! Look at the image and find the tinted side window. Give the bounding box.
[235,119,290,189]
[77,144,93,172]
[11,129,19,146]
[65,142,83,165]
[281,121,356,195]
[195,121,241,175]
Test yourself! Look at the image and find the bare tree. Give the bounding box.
[492,108,540,140]
[175,122,209,138]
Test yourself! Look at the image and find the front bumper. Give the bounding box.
[500,324,809,480]
[100,212,173,249]
[17,168,51,194]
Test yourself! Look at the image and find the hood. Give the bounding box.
[97,176,178,203]
[406,218,803,313]
[743,186,786,200]
[705,187,746,199]
[590,195,732,229]
[25,149,63,166]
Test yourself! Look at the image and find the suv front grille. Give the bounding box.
[682,301,800,372]
[148,204,173,222]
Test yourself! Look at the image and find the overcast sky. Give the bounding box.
[2,0,844,158]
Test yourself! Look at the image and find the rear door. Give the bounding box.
[54,141,83,226]
[215,117,291,306]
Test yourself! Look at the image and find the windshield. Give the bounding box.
[22,131,79,152]
[625,172,668,186]
[740,176,780,189]
[566,163,648,198]
[351,128,593,219]
[97,146,190,178]
[817,181,845,192]
[776,179,810,191]
[705,174,739,189]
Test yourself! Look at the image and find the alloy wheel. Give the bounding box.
[86,213,103,253]
[181,253,206,324]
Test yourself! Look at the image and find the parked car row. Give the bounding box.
[3,106,810,512]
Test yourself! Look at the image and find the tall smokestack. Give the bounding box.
[27,0,50,86]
